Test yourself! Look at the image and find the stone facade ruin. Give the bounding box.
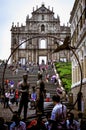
[11,3,70,65]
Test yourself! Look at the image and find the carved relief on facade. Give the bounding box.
[11,3,70,64]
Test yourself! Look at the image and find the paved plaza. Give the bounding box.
[0,101,82,122]
[0,101,53,122]
[0,102,35,122]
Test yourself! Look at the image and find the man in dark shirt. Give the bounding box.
[18,73,30,121]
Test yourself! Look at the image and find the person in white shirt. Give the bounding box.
[51,95,67,121]
[4,90,10,108]
[48,95,67,130]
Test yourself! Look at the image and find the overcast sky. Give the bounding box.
[0,0,74,60]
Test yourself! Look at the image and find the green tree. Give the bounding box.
[55,62,72,92]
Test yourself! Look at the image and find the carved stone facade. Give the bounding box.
[11,3,70,65]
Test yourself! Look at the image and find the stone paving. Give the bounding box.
[0,101,53,122]
[0,102,36,122]
[0,98,86,123]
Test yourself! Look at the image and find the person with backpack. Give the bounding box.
[46,95,67,130]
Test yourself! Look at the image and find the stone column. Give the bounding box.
[16,50,19,63]
[74,67,76,84]
[32,50,34,62]
[26,50,28,62]
[72,68,74,84]
[80,59,83,80]
[77,65,80,82]
[76,65,78,82]
[83,56,86,78]
[74,66,77,83]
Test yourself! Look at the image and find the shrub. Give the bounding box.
[55,62,72,92]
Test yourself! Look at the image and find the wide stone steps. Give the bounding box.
[0,64,59,123]
[0,64,57,98]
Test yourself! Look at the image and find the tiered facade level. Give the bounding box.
[11,3,70,65]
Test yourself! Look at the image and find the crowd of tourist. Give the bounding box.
[0,60,85,129]
[0,95,84,130]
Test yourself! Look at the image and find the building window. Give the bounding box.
[60,58,67,62]
[39,39,47,49]
[20,58,26,65]
[19,39,26,49]
[42,15,44,20]
[41,24,45,31]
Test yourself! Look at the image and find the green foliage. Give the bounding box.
[55,62,72,92]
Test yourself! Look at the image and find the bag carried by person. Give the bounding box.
[48,104,67,130]
[56,104,67,130]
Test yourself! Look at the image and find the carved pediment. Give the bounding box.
[32,4,53,14]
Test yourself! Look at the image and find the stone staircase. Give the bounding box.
[0,64,57,98]
[0,64,59,122]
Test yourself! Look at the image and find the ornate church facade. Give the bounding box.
[11,3,70,65]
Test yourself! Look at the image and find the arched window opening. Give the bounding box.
[42,15,44,20]
[41,25,45,31]
[39,39,47,49]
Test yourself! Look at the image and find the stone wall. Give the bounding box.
[71,83,86,112]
